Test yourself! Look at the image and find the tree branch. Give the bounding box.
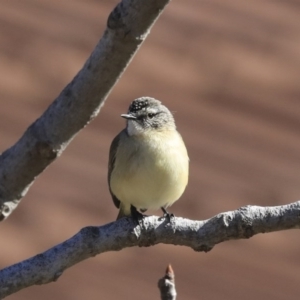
[1,201,299,298]
[0,0,171,221]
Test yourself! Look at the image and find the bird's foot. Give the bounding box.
[161,207,175,223]
[131,205,145,225]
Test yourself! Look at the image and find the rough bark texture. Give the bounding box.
[0,0,171,221]
[0,201,299,298]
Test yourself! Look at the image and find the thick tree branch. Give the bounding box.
[0,201,299,298]
[0,0,171,221]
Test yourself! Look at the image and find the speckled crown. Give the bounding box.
[128,97,161,113]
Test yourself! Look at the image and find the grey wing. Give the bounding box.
[108,130,123,208]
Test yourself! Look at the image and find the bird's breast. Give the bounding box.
[110,130,189,210]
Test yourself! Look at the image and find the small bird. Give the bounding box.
[108,97,189,220]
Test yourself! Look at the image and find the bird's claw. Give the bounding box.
[131,205,145,225]
[161,207,175,223]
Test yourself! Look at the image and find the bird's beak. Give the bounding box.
[121,114,137,120]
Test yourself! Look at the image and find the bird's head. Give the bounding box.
[121,97,176,136]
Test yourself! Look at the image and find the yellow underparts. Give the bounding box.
[110,129,189,216]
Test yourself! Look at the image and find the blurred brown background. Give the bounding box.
[1,0,300,299]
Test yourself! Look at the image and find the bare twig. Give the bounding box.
[0,0,171,221]
[158,265,177,300]
[0,201,299,298]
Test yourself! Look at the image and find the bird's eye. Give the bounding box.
[148,113,155,119]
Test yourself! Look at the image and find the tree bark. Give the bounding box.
[0,201,299,298]
[0,0,171,221]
